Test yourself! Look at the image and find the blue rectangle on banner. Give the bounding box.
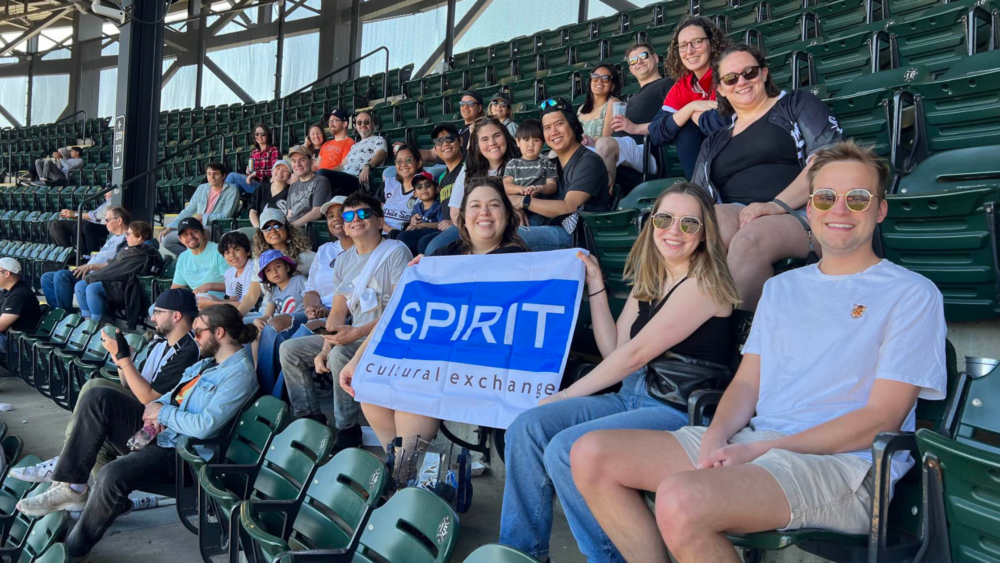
[373,278,579,373]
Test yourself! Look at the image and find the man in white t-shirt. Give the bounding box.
[568,141,948,563]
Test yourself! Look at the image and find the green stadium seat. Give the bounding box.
[238,448,388,562]
[823,64,931,158]
[349,487,460,563]
[579,208,640,297]
[716,2,765,34]
[805,29,893,95]
[0,511,67,563]
[23,314,81,393]
[914,360,1000,561]
[47,320,101,410]
[618,177,687,212]
[1,437,22,478]
[623,5,659,32]
[197,419,333,561]
[174,395,287,534]
[744,12,816,56]
[0,455,42,541]
[887,0,995,77]
[881,147,1000,321]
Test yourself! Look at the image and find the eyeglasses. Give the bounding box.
[678,37,709,53]
[355,120,371,126]
[329,117,344,123]
[491,100,509,108]
[193,326,213,337]
[651,212,703,234]
[590,73,613,82]
[810,189,878,212]
[254,131,267,137]
[261,223,286,233]
[458,100,480,108]
[719,65,762,86]
[342,208,375,222]
[395,157,416,166]
[627,51,651,67]
[152,308,171,316]
[433,135,458,146]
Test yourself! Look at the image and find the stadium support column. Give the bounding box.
[111,0,165,224]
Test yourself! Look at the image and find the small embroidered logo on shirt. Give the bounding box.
[851,304,867,319]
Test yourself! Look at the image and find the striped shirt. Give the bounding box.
[140,332,200,395]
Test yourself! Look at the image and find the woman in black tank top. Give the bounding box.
[500,182,740,561]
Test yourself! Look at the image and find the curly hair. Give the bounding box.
[663,16,731,81]
[252,223,313,260]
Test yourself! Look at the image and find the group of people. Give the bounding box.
[0,17,953,563]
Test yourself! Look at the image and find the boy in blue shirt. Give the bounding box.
[399,175,443,254]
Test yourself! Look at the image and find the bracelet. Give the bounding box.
[561,389,572,400]
[589,287,607,298]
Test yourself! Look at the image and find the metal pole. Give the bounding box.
[578,0,588,23]
[444,0,456,66]
[274,0,285,101]
[195,2,206,108]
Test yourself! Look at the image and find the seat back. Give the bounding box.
[46,314,82,347]
[286,448,388,552]
[617,177,686,212]
[62,320,99,354]
[579,209,640,296]
[953,356,1000,455]
[29,541,66,563]
[223,395,289,467]
[2,436,23,472]
[0,455,40,520]
[889,0,994,77]
[18,511,66,563]
[6,481,50,548]
[354,487,460,563]
[912,65,1000,156]
[76,330,110,363]
[250,419,334,531]
[883,148,1000,321]
[463,544,542,563]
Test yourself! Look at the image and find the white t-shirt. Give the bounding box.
[447,167,500,209]
[381,176,418,231]
[744,260,947,489]
[342,135,389,176]
[224,263,257,301]
[305,240,346,308]
[333,241,412,327]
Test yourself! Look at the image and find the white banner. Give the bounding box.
[352,248,585,429]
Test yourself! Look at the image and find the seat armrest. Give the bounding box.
[868,431,918,557]
[688,389,724,426]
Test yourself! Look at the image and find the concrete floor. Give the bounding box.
[0,376,587,563]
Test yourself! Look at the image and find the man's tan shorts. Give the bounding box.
[671,426,874,534]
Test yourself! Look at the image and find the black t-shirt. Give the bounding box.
[431,241,527,256]
[615,77,675,144]
[559,145,611,212]
[437,162,465,205]
[250,183,289,217]
[710,108,801,205]
[138,332,201,395]
[0,279,41,332]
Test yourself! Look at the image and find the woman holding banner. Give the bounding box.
[338,176,529,484]
[498,182,740,562]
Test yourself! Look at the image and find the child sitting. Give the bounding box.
[199,231,262,317]
[253,249,307,332]
[503,119,558,226]
[399,175,444,255]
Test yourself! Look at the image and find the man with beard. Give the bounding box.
[12,289,201,483]
[16,299,259,562]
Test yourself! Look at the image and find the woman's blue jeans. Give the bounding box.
[74,280,108,322]
[499,368,688,562]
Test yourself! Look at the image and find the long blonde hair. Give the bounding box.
[623,182,739,308]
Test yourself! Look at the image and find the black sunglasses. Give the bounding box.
[720,65,762,86]
[458,100,480,108]
[433,135,458,146]
[590,73,613,82]
[342,208,375,222]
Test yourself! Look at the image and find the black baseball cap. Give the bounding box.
[329,108,349,121]
[460,90,484,106]
[177,217,205,235]
[155,288,200,318]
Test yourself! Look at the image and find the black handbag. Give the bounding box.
[644,351,733,410]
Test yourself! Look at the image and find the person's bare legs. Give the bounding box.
[726,214,810,310]
[360,404,441,452]
[595,136,619,188]
[715,204,743,249]
[572,429,791,562]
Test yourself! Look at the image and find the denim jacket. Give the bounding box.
[168,182,241,228]
[155,347,258,450]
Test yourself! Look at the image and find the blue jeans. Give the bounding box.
[397,228,441,255]
[517,225,572,251]
[75,280,108,322]
[499,368,688,561]
[422,225,459,256]
[41,269,76,310]
[257,313,311,397]
[226,172,259,194]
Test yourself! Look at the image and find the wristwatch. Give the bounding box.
[522,195,531,210]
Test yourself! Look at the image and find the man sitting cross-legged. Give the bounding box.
[11,289,201,483]
[570,141,948,563]
[17,301,259,561]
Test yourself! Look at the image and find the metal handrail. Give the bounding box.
[279,46,390,148]
[73,132,226,266]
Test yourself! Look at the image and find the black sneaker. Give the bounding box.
[303,412,329,426]
[331,424,363,454]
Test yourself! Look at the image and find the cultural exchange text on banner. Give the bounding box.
[351,248,585,429]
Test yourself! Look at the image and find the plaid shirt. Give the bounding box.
[250,145,281,180]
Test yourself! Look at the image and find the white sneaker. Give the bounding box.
[16,481,88,517]
[10,456,59,483]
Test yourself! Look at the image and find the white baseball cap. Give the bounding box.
[320,195,349,215]
[0,258,22,274]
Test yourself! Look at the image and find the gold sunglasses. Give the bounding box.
[810,188,878,212]
[651,212,702,234]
